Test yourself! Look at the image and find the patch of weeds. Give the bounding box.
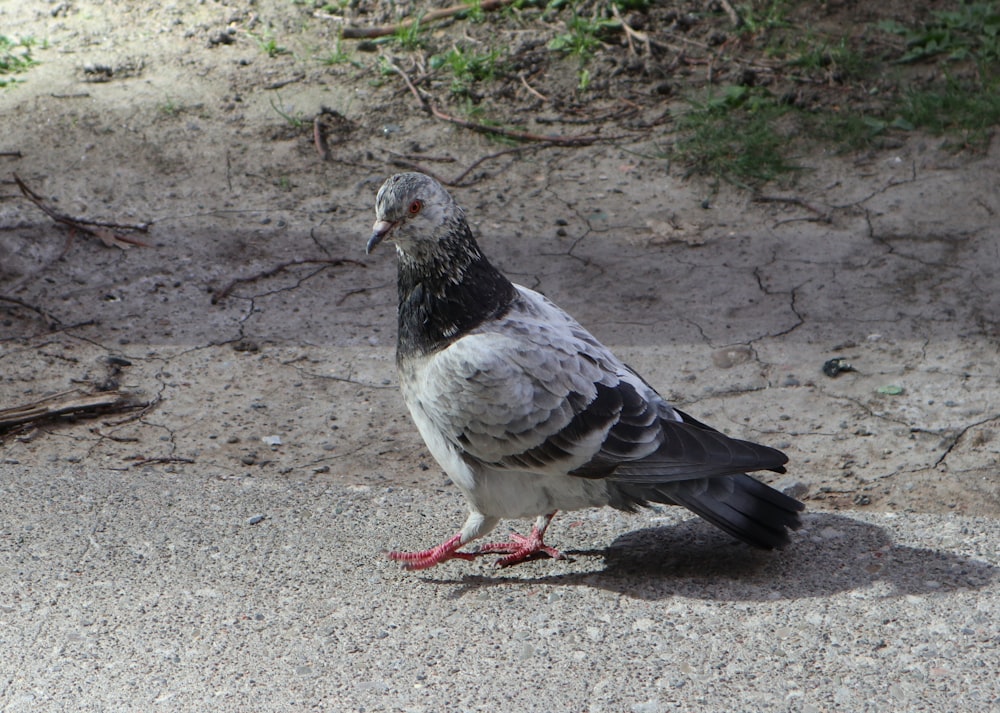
[319,38,360,67]
[549,14,611,61]
[548,13,616,91]
[250,30,291,58]
[898,75,1000,148]
[394,15,427,50]
[672,86,798,185]
[789,36,871,82]
[461,0,489,24]
[0,35,39,87]
[430,46,504,96]
[269,93,307,129]
[738,0,791,34]
[809,112,912,153]
[879,2,1000,64]
[160,97,182,117]
[321,0,351,12]
[612,0,652,10]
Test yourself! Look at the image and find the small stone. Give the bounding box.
[247,514,266,525]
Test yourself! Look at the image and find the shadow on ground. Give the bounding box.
[426,512,996,601]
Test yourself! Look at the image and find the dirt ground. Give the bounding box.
[1,0,998,519]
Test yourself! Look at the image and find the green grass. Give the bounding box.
[673,2,1000,182]
[898,75,1000,148]
[394,15,427,50]
[268,93,308,129]
[548,13,617,91]
[788,36,872,82]
[319,38,360,67]
[430,46,505,96]
[672,86,799,185]
[0,35,39,87]
[250,30,291,58]
[879,2,1000,64]
[737,0,791,34]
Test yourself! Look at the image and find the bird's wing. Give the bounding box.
[414,287,785,481]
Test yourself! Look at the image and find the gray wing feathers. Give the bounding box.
[417,286,786,484]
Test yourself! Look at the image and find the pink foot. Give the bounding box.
[387,533,477,571]
[475,527,566,568]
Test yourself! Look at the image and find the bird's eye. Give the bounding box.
[408,200,422,215]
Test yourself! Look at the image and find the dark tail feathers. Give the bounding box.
[611,474,805,549]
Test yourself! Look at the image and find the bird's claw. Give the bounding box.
[475,530,566,568]
[387,532,478,570]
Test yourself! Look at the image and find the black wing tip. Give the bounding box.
[615,473,806,550]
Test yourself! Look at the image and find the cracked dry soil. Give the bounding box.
[1,1,999,521]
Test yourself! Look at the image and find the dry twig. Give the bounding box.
[13,173,150,249]
[717,0,743,28]
[0,294,62,326]
[341,0,514,39]
[0,389,145,433]
[313,115,331,160]
[212,258,366,304]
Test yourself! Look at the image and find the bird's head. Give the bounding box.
[366,172,463,258]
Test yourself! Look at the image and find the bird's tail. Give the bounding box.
[614,474,804,549]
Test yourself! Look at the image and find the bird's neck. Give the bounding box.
[396,224,516,358]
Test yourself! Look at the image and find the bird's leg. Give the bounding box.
[387,532,477,571]
[474,512,566,567]
[387,512,499,570]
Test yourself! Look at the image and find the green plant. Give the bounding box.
[672,86,798,185]
[321,0,351,12]
[548,14,612,62]
[160,97,181,116]
[0,35,39,87]
[548,13,615,91]
[789,37,870,81]
[319,38,359,67]
[738,0,790,34]
[250,30,291,58]
[394,15,427,50]
[879,2,1000,64]
[898,75,1000,148]
[430,46,504,95]
[462,0,488,24]
[269,93,307,128]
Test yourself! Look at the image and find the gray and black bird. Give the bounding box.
[366,172,803,569]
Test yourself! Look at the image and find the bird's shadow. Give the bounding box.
[423,512,997,601]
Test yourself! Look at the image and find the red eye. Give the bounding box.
[408,200,422,215]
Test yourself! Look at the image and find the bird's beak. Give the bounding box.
[366,220,396,254]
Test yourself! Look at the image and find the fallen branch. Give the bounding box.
[718,0,743,28]
[753,194,830,220]
[13,173,150,249]
[448,144,553,186]
[313,115,331,160]
[341,0,513,39]
[0,389,145,433]
[0,294,62,326]
[610,4,651,56]
[211,258,367,305]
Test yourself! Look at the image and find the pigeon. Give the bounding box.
[367,172,803,570]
